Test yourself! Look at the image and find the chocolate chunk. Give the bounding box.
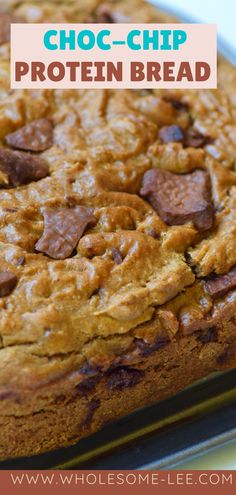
[197,326,218,343]
[77,377,99,395]
[4,208,18,213]
[15,256,25,266]
[147,229,161,240]
[0,390,19,401]
[0,12,20,45]
[163,97,189,112]
[0,271,17,297]
[140,169,213,231]
[0,149,49,188]
[90,288,101,298]
[135,336,170,357]
[111,247,123,265]
[204,266,236,300]
[83,399,100,427]
[158,121,212,149]
[5,119,53,152]
[35,206,96,259]
[158,125,184,144]
[93,4,115,22]
[107,367,144,391]
[185,128,212,148]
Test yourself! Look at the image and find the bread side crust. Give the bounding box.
[1,307,236,461]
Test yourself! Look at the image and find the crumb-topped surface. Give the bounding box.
[0,0,236,411]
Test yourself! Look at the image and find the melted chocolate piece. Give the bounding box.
[163,96,189,112]
[0,149,49,187]
[4,208,18,213]
[107,367,144,390]
[77,377,99,395]
[35,206,96,259]
[197,326,218,343]
[158,125,184,144]
[185,128,212,148]
[140,169,213,231]
[158,120,212,149]
[95,10,115,22]
[204,266,236,299]
[0,271,17,297]
[83,399,100,427]
[147,229,161,240]
[6,119,53,152]
[15,256,25,266]
[93,3,115,22]
[135,336,170,357]
[111,247,123,265]
[0,390,19,401]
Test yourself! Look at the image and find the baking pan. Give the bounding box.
[1,3,236,471]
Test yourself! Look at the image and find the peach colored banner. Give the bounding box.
[11,24,217,89]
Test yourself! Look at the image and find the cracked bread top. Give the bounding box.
[0,0,236,403]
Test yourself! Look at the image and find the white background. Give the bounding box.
[152,0,236,52]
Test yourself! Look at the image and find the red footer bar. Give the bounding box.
[1,470,235,495]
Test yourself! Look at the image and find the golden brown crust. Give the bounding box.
[0,0,236,460]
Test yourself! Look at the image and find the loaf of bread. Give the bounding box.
[0,0,236,461]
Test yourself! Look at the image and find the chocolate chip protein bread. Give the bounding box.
[0,0,236,461]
